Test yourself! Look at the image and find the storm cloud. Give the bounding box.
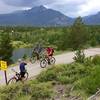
[0,0,100,17]
[2,0,55,7]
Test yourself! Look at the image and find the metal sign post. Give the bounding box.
[4,70,7,85]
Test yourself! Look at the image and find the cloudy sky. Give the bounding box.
[0,0,100,17]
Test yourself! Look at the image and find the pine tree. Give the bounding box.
[68,17,89,50]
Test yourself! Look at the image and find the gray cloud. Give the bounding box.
[3,0,37,7]
[46,0,87,17]
[0,0,100,17]
[2,0,55,7]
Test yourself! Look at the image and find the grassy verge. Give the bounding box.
[1,55,100,100]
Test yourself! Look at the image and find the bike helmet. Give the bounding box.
[18,59,22,62]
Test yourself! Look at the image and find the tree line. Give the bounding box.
[0,17,100,64]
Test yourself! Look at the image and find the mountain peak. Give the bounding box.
[30,5,47,12]
[38,5,47,9]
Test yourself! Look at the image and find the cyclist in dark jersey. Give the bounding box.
[32,43,44,60]
[18,59,27,79]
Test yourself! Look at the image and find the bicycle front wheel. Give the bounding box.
[40,59,47,68]
[30,57,37,64]
[7,77,17,85]
[50,57,56,65]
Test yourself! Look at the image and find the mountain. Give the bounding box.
[0,5,99,26]
[83,12,100,25]
[0,5,74,26]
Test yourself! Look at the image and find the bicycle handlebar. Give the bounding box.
[11,69,19,74]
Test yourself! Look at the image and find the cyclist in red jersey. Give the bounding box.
[46,47,54,57]
[45,47,54,64]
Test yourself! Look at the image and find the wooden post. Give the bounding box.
[4,70,7,85]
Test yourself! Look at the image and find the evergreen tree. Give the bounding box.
[68,17,89,50]
[0,33,13,64]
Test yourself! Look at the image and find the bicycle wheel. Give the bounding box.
[7,77,17,85]
[30,57,37,64]
[40,59,47,68]
[23,72,29,81]
[50,57,56,65]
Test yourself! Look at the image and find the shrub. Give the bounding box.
[22,54,28,60]
[30,82,54,100]
[75,65,100,95]
[57,76,72,84]
[73,49,85,63]
[84,56,93,66]
[37,69,57,82]
[0,81,54,100]
[92,55,100,65]
[37,65,66,82]
[0,84,22,100]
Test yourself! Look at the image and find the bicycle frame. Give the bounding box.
[11,69,21,81]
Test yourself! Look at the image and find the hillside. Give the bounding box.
[83,12,100,25]
[0,5,73,26]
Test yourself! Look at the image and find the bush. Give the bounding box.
[67,63,91,77]
[75,65,100,95]
[37,63,92,85]
[73,49,85,63]
[92,55,100,65]
[22,54,28,60]
[37,65,66,82]
[0,84,22,100]
[57,76,72,84]
[84,56,93,66]
[0,81,54,100]
[30,82,54,100]
[37,69,57,82]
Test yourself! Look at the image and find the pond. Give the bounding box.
[12,48,33,62]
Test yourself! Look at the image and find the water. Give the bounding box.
[12,48,33,62]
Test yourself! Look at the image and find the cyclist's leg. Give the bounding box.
[31,52,39,61]
[36,53,39,60]
[48,54,53,64]
[34,52,39,60]
[46,55,51,64]
[20,72,25,83]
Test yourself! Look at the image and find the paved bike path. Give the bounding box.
[0,48,100,86]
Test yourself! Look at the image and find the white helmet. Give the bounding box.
[18,59,22,62]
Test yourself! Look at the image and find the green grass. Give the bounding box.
[17,95,31,100]
[0,55,100,99]
[0,82,54,100]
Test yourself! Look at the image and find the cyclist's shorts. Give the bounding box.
[48,53,53,56]
[20,72,25,78]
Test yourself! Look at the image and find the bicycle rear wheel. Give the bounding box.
[7,77,17,85]
[23,72,29,81]
[40,59,47,68]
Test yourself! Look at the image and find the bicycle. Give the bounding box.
[7,69,28,85]
[40,56,56,68]
[30,55,37,64]
[30,50,45,64]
